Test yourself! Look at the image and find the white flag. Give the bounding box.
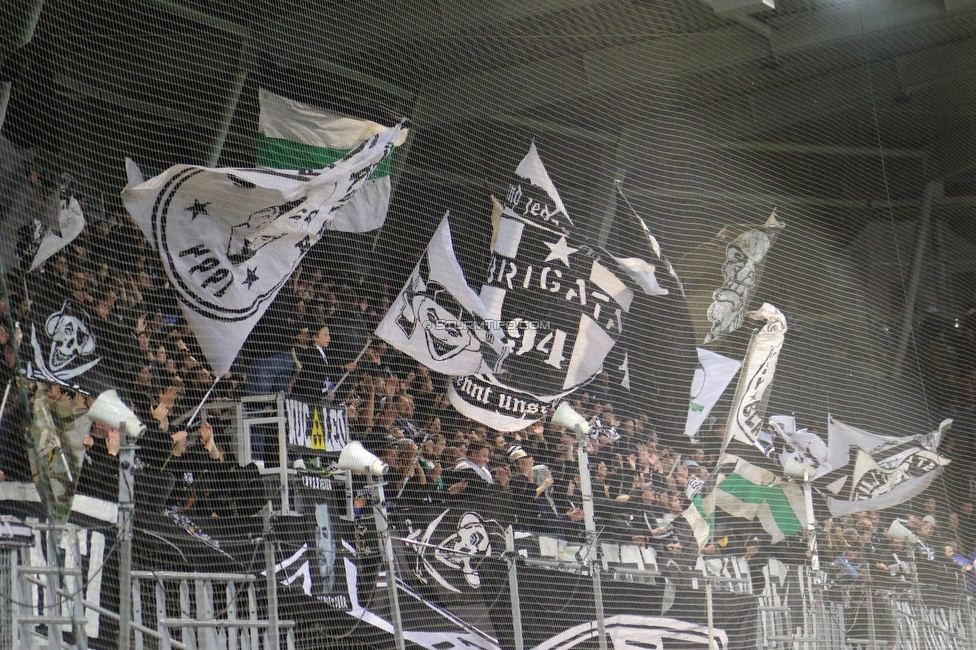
[257,89,408,233]
[684,347,741,438]
[720,303,787,457]
[826,419,952,517]
[29,197,86,271]
[122,124,403,375]
[376,214,506,376]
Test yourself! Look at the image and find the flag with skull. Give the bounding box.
[26,299,108,393]
[676,211,784,346]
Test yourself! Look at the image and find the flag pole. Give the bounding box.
[0,380,12,429]
[185,375,220,430]
[803,466,820,573]
[575,429,608,650]
[327,341,373,400]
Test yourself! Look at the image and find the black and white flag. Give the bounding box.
[677,211,784,346]
[824,417,952,517]
[719,303,787,459]
[26,300,106,391]
[122,124,403,375]
[376,214,506,376]
[449,144,667,430]
[28,197,86,272]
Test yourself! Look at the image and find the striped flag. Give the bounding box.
[257,88,408,233]
[684,457,806,547]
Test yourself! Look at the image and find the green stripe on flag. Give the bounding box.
[256,134,393,178]
[715,472,804,539]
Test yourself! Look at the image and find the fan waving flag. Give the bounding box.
[257,89,408,233]
[122,123,403,375]
[376,213,506,376]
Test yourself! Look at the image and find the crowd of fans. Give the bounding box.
[0,170,975,612]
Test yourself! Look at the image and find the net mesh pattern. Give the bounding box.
[1,1,976,648]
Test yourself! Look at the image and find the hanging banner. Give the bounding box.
[285,398,349,453]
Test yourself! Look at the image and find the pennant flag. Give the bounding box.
[376,214,506,376]
[675,210,784,345]
[257,89,408,233]
[685,347,741,438]
[825,418,952,517]
[122,123,403,375]
[28,197,86,271]
[720,303,788,457]
[448,144,665,430]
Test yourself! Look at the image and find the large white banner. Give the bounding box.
[122,124,402,374]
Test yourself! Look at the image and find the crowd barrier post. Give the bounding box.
[117,434,138,650]
[372,478,405,650]
[262,502,281,650]
[504,525,525,650]
[575,433,608,650]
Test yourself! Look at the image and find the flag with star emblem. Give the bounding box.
[121,123,403,375]
[257,89,408,233]
[448,144,670,430]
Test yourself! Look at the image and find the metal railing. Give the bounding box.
[131,571,295,650]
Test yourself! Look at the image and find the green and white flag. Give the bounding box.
[257,89,408,233]
[684,457,806,547]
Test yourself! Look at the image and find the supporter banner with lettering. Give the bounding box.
[121,123,403,375]
[285,398,349,453]
[450,144,668,430]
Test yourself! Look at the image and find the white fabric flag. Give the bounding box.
[824,415,951,480]
[513,142,570,224]
[720,303,787,457]
[824,417,952,516]
[122,124,403,375]
[376,214,506,376]
[29,197,86,271]
[257,89,408,233]
[684,347,741,438]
